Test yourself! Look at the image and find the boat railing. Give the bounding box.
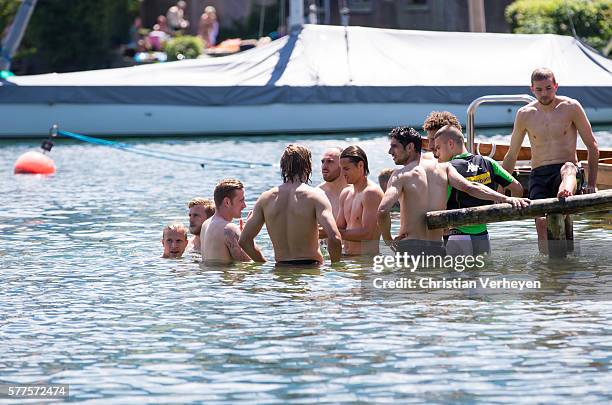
[466,94,535,154]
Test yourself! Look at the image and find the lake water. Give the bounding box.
[1,127,611,403]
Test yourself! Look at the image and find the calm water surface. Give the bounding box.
[1,128,611,403]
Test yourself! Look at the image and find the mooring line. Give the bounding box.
[57,130,273,169]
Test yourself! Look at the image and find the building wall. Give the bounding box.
[141,0,513,35]
[141,0,254,33]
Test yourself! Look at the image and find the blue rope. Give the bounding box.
[57,130,273,169]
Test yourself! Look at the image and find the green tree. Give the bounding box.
[506,0,612,54]
[1,0,139,74]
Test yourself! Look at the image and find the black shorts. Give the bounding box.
[392,239,446,257]
[529,163,583,200]
[276,259,321,267]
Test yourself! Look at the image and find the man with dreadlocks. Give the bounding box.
[240,144,342,265]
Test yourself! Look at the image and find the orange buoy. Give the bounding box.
[14,151,56,175]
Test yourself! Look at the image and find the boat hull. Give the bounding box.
[2,102,612,138]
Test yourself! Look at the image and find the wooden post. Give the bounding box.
[547,213,567,258]
[565,214,574,252]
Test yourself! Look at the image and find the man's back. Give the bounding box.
[200,215,234,264]
[259,183,324,263]
[395,157,447,241]
[520,97,579,168]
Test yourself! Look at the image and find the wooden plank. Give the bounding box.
[426,189,612,230]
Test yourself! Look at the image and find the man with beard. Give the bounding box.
[186,197,215,253]
[336,146,384,256]
[377,127,529,256]
[200,179,262,264]
[317,147,348,218]
[240,144,342,265]
[502,67,599,252]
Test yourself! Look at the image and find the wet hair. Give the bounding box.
[162,223,188,239]
[188,197,216,217]
[340,145,370,176]
[531,67,556,84]
[280,144,312,183]
[422,111,462,133]
[389,126,422,154]
[213,179,244,207]
[434,124,465,145]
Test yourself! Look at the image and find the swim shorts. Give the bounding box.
[276,259,321,267]
[392,239,446,257]
[444,230,490,256]
[529,163,583,200]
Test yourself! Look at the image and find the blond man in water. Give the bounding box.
[200,179,263,264]
[186,197,215,253]
[161,223,189,258]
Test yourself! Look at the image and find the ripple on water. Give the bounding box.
[1,134,612,403]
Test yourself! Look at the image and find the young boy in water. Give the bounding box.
[161,223,189,259]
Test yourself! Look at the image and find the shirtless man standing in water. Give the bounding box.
[239,144,342,265]
[502,68,599,252]
[377,127,529,255]
[200,179,263,264]
[317,147,348,219]
[336,146,384,255]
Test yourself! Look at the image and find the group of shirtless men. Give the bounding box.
[162,68,600,264]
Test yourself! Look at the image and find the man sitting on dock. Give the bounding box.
[186,197,215,253]
[161,223,189,259]
[502,67,599,253]
[240,145,342,265]
[422,111,463,159]
[434,125,523,255]
[200,179,261,264]
[317,147,348,219]
[377,127,529,257]
[336,146,384,256]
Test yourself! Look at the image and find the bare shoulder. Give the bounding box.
[317,181,329,191]
[556,95,580,107]
[366,180,384,197]
[259,187,278,202]
[223,222,240,238]
[518,102,538,115]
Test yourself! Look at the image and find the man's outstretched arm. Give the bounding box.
[447,164,530,208]
[238,199,267,262]
[377,175,401,245]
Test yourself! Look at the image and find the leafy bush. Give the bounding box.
[506,0,612,53]
[164,35,204,61]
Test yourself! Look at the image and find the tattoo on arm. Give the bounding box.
[225,227,251,262]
